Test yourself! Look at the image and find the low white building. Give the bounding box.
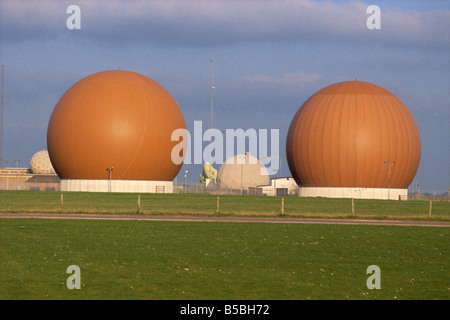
[259,177,298,196]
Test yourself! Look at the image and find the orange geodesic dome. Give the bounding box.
[47,70,186,181]
[286,80,421,188]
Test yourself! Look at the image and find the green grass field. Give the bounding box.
[0,218,448,300]
[1,191,448,300]
[0,190,449,220]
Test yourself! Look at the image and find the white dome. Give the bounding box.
[217,153,270,189]
[30,150,55,174]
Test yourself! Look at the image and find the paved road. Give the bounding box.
[0,212,449,227]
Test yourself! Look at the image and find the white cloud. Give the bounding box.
[1,0,448,49]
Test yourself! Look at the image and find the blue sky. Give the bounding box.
[0,0,449,193]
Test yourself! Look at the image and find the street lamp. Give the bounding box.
[416,181,420,200]
[184,170,189,194]
[14,160,19,190]
[238,154,246,195]
[384,161,396,200]
[106,166,114,192]
[240,162,243,195]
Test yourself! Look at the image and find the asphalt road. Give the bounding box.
[0,212,449,227]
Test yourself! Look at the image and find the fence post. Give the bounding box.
[138,194,141,213]
[428,200,432,219]
[281,197,285,215]
[351,198,355,217]
[216,196,219,214]
[60,193,64,210]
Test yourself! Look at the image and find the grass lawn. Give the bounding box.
[0,190,449,221]
[0,218,448,300]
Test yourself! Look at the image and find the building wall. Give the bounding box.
[298,187,408,200]
[60,179,173,193]
[0,169,60,191]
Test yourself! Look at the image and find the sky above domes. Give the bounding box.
[0,0,448,193]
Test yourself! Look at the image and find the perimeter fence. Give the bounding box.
[1,190,449,221]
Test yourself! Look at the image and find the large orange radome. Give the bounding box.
[286,80,421,188]
[47,70,186,181]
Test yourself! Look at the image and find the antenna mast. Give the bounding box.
[210,60,214,130]
[1,65,4,168]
